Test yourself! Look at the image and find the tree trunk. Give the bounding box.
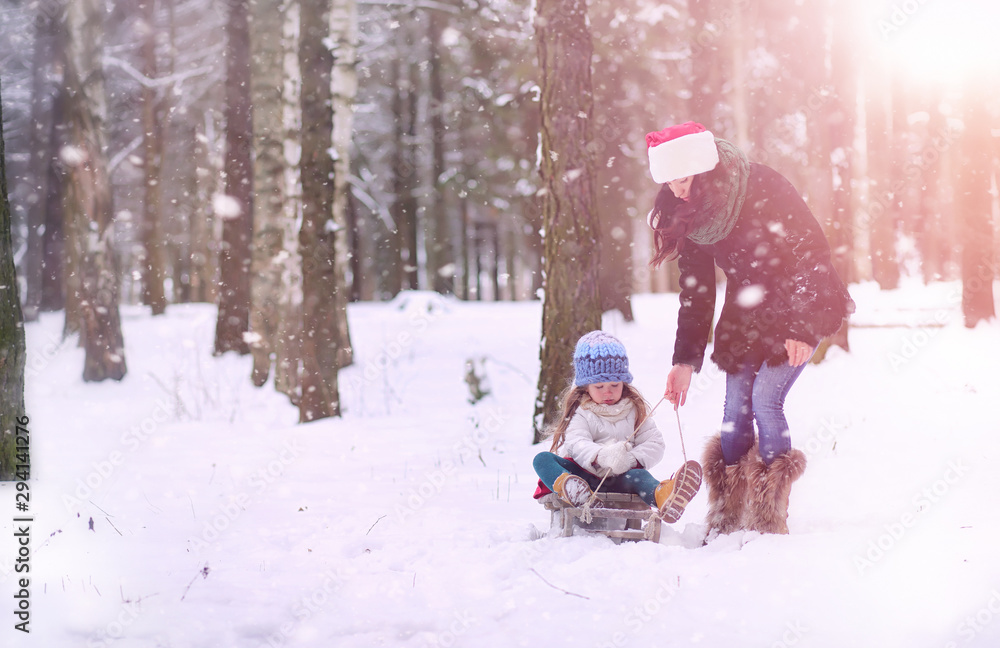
[801,0,850,356]
[688,0,725,128]
[41,85,68,313]
[426,6,454,295]
[916,98,953,283]
[402,47,420,294]
[532,0,602,443]
[0,77,28,480]
[820,0,858,354]
[457,114,471,300]
[23,4,60,321]
[505,224,518,300]
[728,0,750,148]
[381,51,406,299]
[138,0,168,315]
[188,117,217,304]
[274,2,303,403]
[249,0,287,386]
[215,0,253,355]
[958,88,996,327]
[390,21,420,294]
[299,0,341,421]
[589,16,633,320]
[829,0,857,287]
[63,0,127,382]
[330,0,357,368]
[864,59,900,289]
[347,189,362,302]
[402,31,420,293]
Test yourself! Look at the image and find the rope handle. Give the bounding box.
[640,407,691,537]
[675,407,688,463]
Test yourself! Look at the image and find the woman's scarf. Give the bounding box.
[687,138,750,245]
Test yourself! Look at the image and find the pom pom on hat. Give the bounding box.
[573,331,633,387]
[646,121,720,184]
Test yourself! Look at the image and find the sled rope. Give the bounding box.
[675,407,688,463]
[643,406,691,540]
[580,396,668,524]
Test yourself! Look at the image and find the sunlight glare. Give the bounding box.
[872,0,1000,84]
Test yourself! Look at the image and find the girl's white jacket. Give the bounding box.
[561,400,665,473]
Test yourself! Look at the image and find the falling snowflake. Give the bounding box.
[212,194,243,220]
[736,284,766,308]
[59,145,88,167]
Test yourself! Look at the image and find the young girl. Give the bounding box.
[532,330,702,524]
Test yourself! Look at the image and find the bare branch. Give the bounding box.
[103,55,215,89]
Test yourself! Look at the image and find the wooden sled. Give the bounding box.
[539,492,661,543]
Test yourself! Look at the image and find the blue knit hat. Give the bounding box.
[573,331,633,387]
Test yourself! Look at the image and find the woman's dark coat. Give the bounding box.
[661,163,854,374]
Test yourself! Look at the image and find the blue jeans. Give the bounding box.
[721,355,811,466]
[533,452,662,507]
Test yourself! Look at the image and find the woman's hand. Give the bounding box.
[785,339,814,367]
[665,364,694,410]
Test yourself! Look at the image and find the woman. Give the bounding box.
[645,121,853,536]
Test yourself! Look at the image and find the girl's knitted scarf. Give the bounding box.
[687,138,750,245]
[581,396,634,424]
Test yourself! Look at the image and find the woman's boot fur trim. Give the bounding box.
[702,435,751,536]
[744,448,807,534]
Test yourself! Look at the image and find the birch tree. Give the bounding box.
[63,0,127,381]
[330,0,356,368]
[249,0,288,386]
[273,3,303,401]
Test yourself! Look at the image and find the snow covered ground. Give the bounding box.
[3,280,1000,647]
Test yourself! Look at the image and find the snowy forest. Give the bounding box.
[1,0,999,476]
[1,0,1000,644]
[1,0,999,455]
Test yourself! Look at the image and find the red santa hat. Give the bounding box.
[645,121,719,184]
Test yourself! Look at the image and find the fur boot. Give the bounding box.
[702,435,752,536]
[744,448,807,534]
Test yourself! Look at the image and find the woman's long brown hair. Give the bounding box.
[546,383,650,453]
[649,166,725,267]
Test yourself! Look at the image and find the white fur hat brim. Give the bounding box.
[647,130,719,184]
